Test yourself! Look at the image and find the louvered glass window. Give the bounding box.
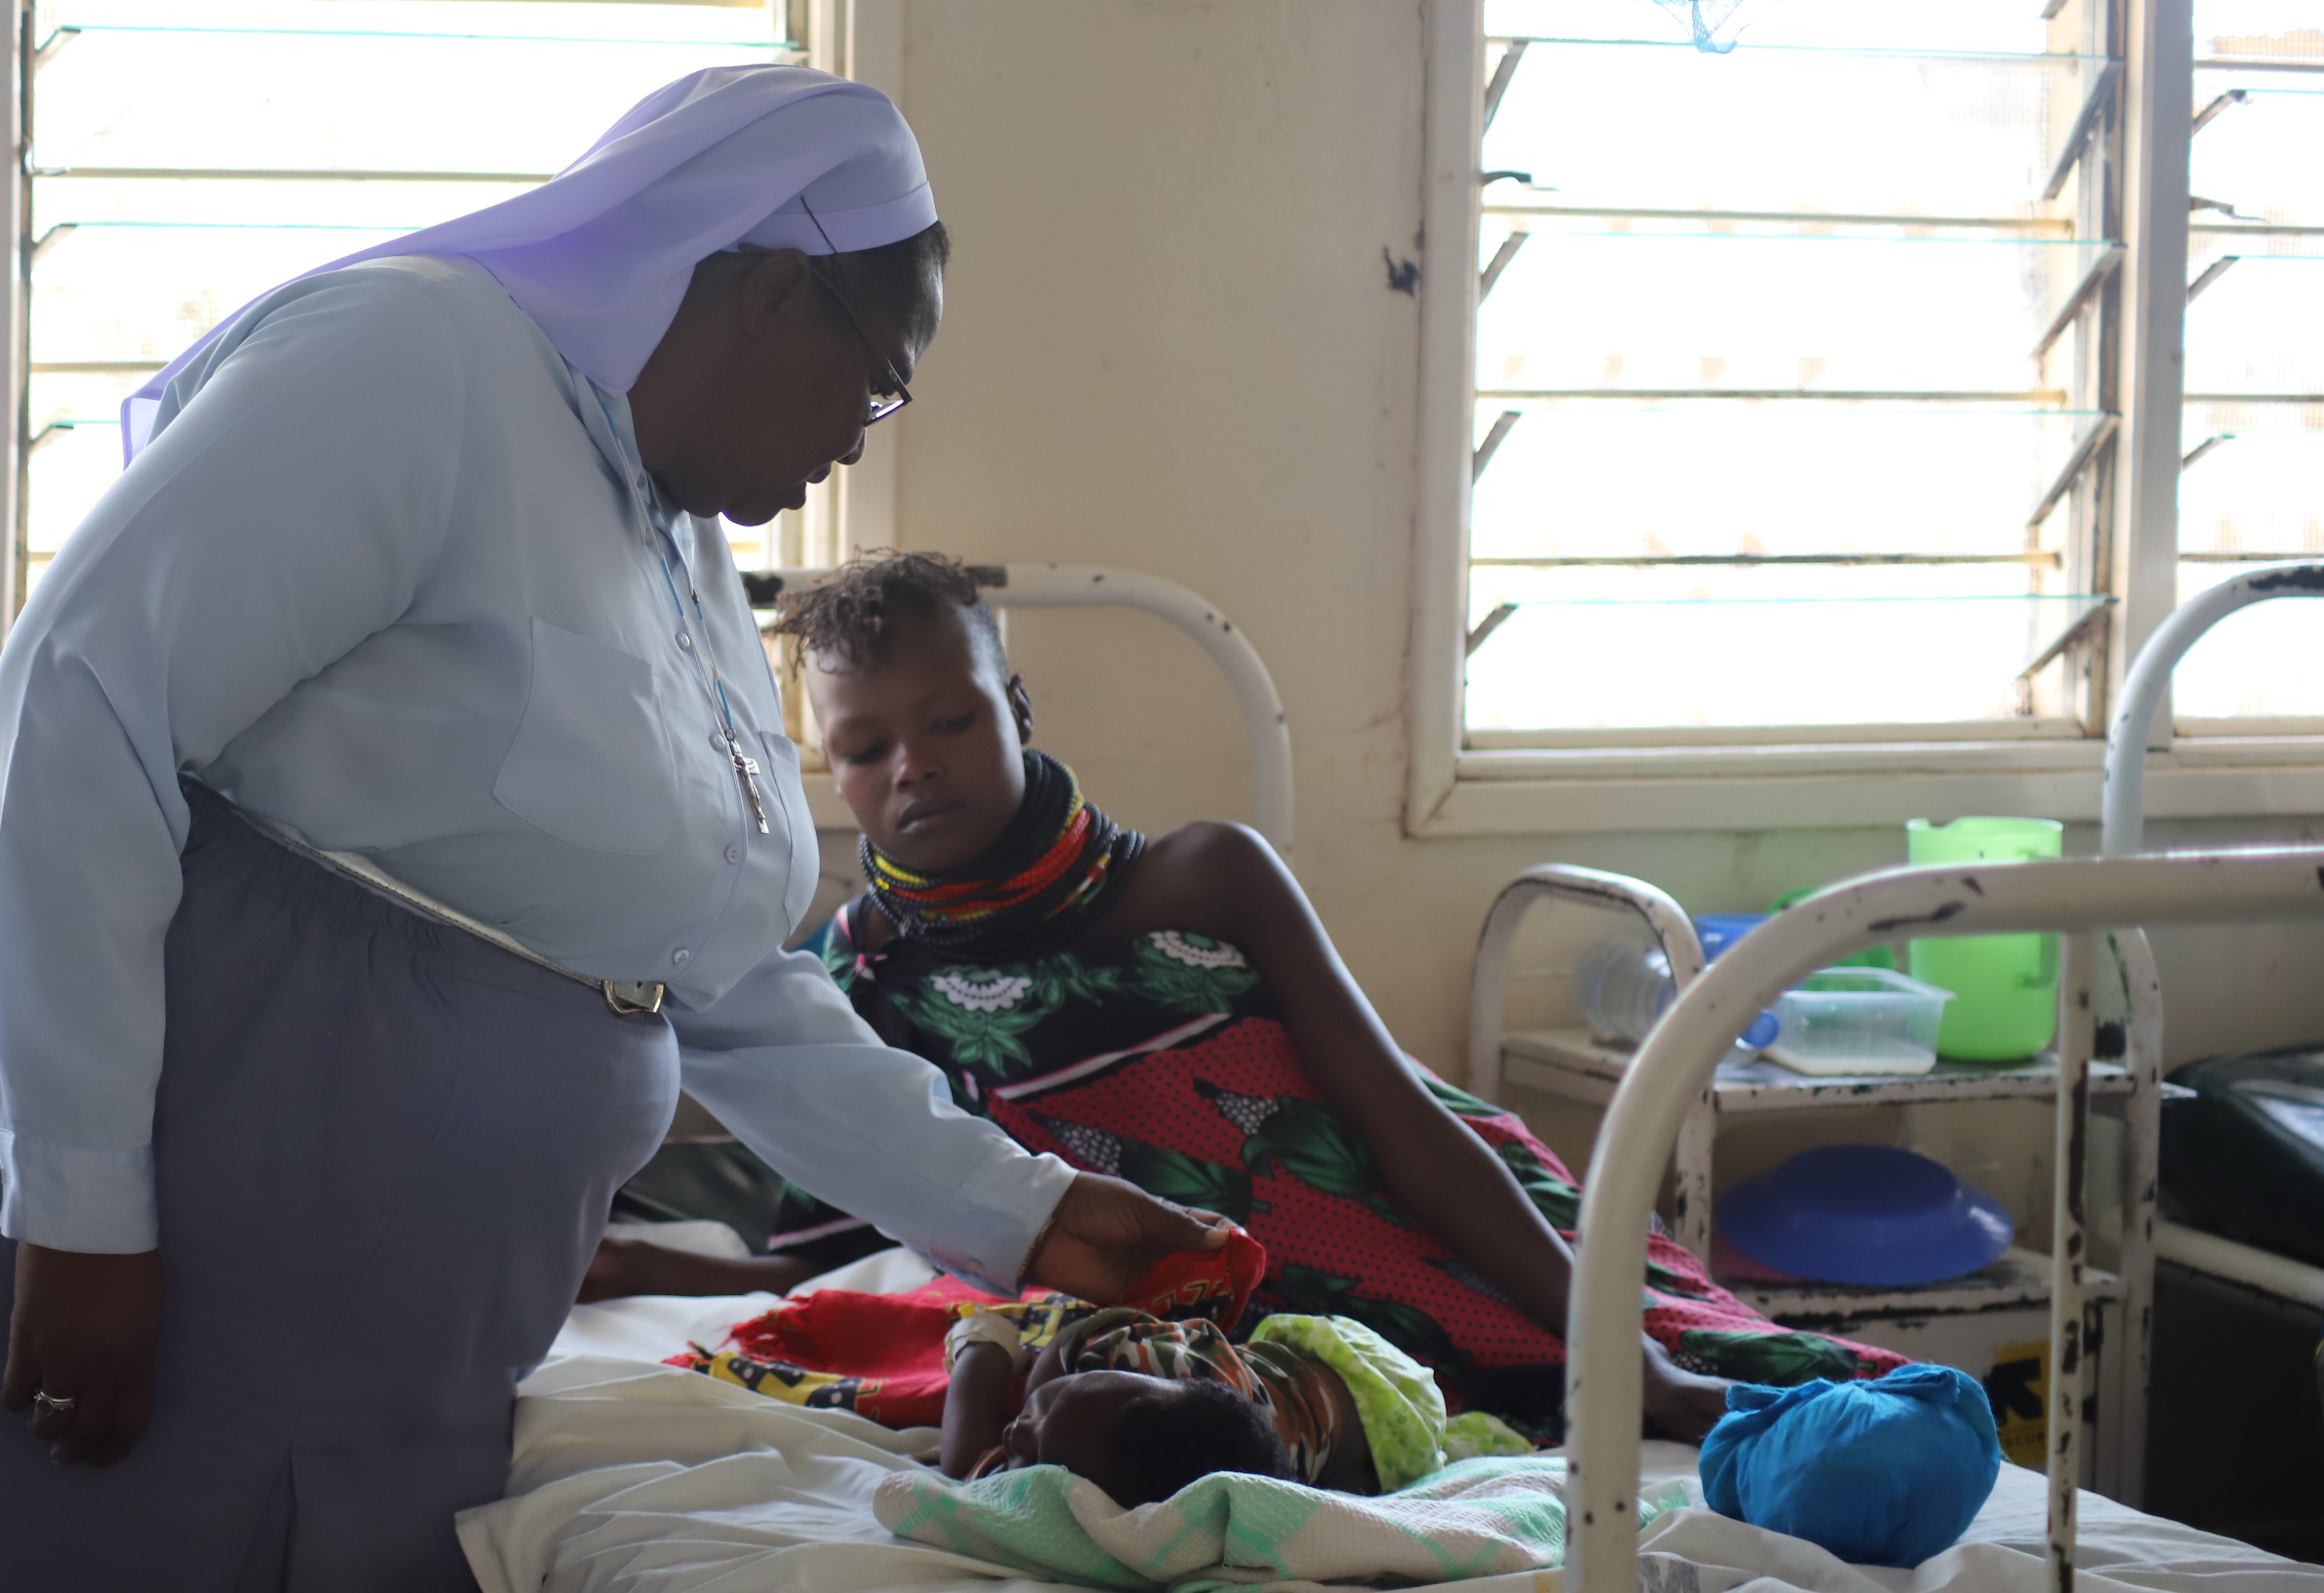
[22,0,796,601]
[2172,0,2324,726]
[1467,0,2123,741]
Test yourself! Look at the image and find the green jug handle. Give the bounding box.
[2019,931,2060,991]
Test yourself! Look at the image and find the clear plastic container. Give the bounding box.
[1766,968,1954,1077]
[1574,938,1778,1052]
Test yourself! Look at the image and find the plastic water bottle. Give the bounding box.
[1574,938,1778,1051]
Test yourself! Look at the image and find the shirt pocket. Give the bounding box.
[494,619,680,855]
[757,731,823,930]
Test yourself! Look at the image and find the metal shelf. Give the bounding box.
[1716,1245,2123,1324]
[1502,1025,2136,1111]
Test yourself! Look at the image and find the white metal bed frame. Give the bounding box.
[2102,566,2324,1312]
[1467,867,1719,1257]
[763,563,1295,857]
[1567,563,2324,1590]
[1564,847,2324,1593]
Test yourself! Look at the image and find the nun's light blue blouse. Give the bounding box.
[0,254,1073,1286]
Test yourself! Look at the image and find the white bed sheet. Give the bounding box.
[468,1257,2324,1593]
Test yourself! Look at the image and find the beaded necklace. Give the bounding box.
[860,750,1143,962]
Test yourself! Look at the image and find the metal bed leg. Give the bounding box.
[2106,927,2162,1509]
[2048,932,2097,1590]
[1672,1091,1715,1264]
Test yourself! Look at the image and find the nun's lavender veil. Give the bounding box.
[121,65,936,460]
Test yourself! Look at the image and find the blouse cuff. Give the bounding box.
[921,1148,1077,1298]
[0,1129,159,1253]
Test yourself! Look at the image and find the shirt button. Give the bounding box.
[677,631,694,650]
[725,845,743,864]
[711,730,728,751]
[672,948,691,965]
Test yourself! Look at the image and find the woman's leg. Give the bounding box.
[0,786,678,1592]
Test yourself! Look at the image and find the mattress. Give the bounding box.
[463,1252,2324,1593]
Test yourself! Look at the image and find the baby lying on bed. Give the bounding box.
[672,1232,1523,1505]
[939,1304,1481,1500]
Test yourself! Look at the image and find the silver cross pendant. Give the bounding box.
[725,732,771,834]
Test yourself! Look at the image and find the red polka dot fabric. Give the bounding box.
[812,917,1906,1434]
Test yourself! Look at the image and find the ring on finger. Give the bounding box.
[32,1390,78,1415]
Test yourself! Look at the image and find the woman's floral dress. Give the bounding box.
[755,903,1905,1438]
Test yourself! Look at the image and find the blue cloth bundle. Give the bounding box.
[1698,1364,2002,1568]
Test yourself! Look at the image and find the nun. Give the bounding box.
[0,66,1218,1590]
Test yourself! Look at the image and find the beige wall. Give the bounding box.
[821,0,2324,1115]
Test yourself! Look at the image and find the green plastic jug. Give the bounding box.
[1905,817,2063,1061]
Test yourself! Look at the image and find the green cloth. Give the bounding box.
[874,1454,1688,1591]
[1443,1409,1536,1462]
[1246,1313,1446,1490]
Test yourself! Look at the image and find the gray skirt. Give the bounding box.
[0,781,680,1591]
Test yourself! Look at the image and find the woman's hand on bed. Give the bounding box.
[1023,1173,1228,1304]
[3,1243,162,1466]
[1640,1335,1731,1444]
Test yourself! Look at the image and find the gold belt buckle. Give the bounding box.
[603,980,666,1017]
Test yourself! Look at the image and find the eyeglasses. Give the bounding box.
[798,195,913,426]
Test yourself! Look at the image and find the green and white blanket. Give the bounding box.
[873,1454,1688,1591]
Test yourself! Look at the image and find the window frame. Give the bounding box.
[1407,0,2324,837]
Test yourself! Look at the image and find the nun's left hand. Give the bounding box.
[3,1243,161,1466]
[1023,1173,1228,1304]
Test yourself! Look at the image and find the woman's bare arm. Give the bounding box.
[1094,823,1576,1332]
[1096,823,1732,1442]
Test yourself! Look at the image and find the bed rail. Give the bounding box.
[2094,559,2324,1503]
[1565,847,2324,1593]
[2101,560,2324,857]
[761,563,1294,857]
[1465,866,1716,1257]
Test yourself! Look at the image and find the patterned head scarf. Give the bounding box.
[123,64,935,459]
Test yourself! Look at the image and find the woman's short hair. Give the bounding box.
[772,548,1006,676]
[1104,1378,1295,1508]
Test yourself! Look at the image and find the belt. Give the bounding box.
[251,814,667,1017]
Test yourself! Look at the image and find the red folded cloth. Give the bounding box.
[1122,1222,1265,1327]
[670,1226,1268,1430]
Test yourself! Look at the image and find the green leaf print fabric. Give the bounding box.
[797,902,1908,1438]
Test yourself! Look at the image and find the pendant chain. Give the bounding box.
[600,393,770,838]
[656,546,771,835]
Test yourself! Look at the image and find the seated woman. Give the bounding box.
[597,552,1903,1443]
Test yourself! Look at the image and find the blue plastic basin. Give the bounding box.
[1714,1144,2014,1287]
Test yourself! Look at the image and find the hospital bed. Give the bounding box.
[458,568,2324,1592]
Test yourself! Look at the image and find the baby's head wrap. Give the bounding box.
[123,64,936,460]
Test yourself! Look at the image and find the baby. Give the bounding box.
[669,1227,1524,1507]
[941,1303,1508,1503]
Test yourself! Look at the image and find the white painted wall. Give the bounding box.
[815,0,2324,1138]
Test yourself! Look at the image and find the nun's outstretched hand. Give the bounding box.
[4,1243,161,1465]
[1023,1173,1229,1305]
